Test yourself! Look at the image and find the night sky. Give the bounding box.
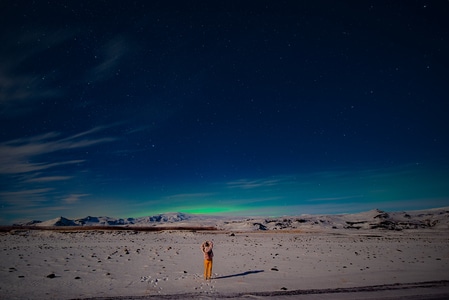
[1,1,448,224]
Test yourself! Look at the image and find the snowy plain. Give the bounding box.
[1,208,449,299]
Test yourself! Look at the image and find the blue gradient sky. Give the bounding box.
[1,1,448,224]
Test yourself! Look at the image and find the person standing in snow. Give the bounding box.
[201,240,214,280]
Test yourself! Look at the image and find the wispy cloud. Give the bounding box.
[226,176,293,189]
[0,159,85,175]
[0,126,117,223]
[0,188,54,206]
[25,176,73,183]
[0,29,128,117]
[0,29,74,115]
[307,195,364,202]
[0,71,61,115]
[166,193,215,199]
[86,36,128,83]
[63,194,90,204]
[0,126,116,175]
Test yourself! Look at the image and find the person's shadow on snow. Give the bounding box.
[214,270,264,279]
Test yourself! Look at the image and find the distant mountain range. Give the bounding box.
[13,207,449,231]
[18,212,193,227]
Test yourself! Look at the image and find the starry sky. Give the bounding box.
[1,1,448,224]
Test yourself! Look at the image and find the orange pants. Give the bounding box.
[204,259,213,279]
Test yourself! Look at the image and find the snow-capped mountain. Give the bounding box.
[14,207,449,231]
[29,212,192,227]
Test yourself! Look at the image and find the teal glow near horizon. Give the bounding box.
[2,162,449,224]
[87,164,449,221]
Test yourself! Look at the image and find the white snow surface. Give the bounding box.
[2,208,449,299]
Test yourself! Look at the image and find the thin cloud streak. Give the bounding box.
[226,176,295,189]
[0,188,54,206]
[63,194,90,204]
[0,29,74,113]
[25,176,73,183]
[0,127,116,174]
[307,195,364,202]
[0,188,54,198]
[0,159,85,175]
[165,193,215,199]
[86,36,128,83]
[0,126,118,223]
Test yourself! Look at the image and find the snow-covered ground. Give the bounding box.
[1,208,449,299]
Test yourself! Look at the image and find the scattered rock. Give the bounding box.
[46,273,56,278]
[253,223,267,230]
[374,210,389,219]
[271,267,279,271]
[75,276,81,279]
[281,287,288,290]
[230,233,235,236]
